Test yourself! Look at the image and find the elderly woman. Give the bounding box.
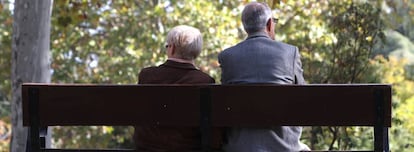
[134,25,222,151]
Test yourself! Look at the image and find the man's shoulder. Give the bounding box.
[139,64,215,84]
[187,69,215,82]
[274,41,297,49]
[219,41,250,56]
[218,40,298,59]
[139,66,159,74]
[218,45,234,59]
[138,64,169,79]
[221,40,297,52]
[267,41,298,55]
[138,66,156,80]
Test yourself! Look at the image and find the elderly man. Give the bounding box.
[135,25,222,151]
[218,2,310,152]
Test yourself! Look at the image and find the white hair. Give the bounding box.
[166,25,203,60]
[241,2,273,34]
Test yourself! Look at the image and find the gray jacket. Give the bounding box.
[218,32,310,152]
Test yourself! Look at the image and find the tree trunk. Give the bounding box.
[11,0,53,151]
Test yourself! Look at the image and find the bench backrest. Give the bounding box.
[22,83,392,152]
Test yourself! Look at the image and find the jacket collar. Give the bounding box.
[162,60,198,70]
[246,31,270,40]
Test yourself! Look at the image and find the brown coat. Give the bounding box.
[134,60,222,152]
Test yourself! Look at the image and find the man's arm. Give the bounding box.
[294,47,305,84]
[137,68,149,84]
[218,53,227,84]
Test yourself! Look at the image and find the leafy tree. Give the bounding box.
[41,0,414,151]
[380,0,414,80]
[1,0,413,151]
[373,1,414,150]
[11,0,53,151]
[0,1,13,151]
[370,56,414,151]
[49,0,243,149]
[275,0,385,150]
[0,1,12,151]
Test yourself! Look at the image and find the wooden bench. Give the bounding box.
[22,83,391,152]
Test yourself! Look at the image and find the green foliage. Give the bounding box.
[383,0,414,41]
[0,1,12,108]
[49,0,243,149]
[0,1,12,151]
[277,0,384,84]
[1,0,414,151]
[375,30,414,64]
[52,126,134,149]
[277,0,384,150]
[370,56,414,151]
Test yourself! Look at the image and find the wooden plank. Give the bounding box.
[42,149,224,152]
[42,150,373,152]
[42,149,135,152]
[42,149,373,152]
[303,151,374,152]
[23,84,201,126]
[211,84,391,127]
[22,83,391,127]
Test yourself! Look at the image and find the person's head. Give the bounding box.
[165,25,203,61]
[241,2,275,39]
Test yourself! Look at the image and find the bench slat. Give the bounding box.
[22,84,391,127]
[42,149,135,152]
[41,149,374,152]
[21,83,391,152]
[23,84,201,126]
[210,85,391,127]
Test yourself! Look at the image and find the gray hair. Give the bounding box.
[166,25,203,60]
[241,2,273,34]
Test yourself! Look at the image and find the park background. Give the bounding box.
[0,0,414,151]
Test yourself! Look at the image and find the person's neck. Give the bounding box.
[168,57,194,65]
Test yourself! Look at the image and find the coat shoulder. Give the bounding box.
[274,41,297,50]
